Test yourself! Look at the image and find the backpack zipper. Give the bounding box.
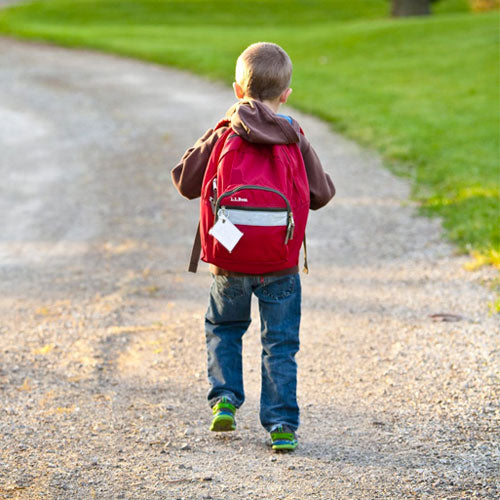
[221,206,285,212]
[215,185,295,244]
[216,185,291,213]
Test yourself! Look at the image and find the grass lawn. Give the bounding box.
[1,0,498,264]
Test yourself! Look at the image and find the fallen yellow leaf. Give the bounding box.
[18,378,32,392]
[33,344,55,355]
[56,405,75,414]
[35,306,51,316]
[464,250,500,271]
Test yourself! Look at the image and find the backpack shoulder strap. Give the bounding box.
[188,122,233,273]
[188,221,202,273]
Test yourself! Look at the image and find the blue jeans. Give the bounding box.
[205,273,301,432]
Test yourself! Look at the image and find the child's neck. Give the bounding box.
[261,99,281,113]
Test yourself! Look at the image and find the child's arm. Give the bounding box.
[171,126,227,199]
[299,134,335,210]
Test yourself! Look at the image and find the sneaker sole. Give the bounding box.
[272,442,298,451]
[210,415,236,432]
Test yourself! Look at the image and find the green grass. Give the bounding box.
[1,0,498,261]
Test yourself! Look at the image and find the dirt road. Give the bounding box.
[0,38,498,499]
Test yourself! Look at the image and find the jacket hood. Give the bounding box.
[226,99,300,145]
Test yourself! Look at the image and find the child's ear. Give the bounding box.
[280,88,292,104]
[233,82,245,99]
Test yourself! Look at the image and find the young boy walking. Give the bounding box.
[171,42,335,451]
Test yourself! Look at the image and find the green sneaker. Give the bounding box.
[210,397,236,432]
[270,425,298,451]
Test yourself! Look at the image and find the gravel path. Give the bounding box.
[0,37,498,500]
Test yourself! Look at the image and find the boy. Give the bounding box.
[171,42,335,451]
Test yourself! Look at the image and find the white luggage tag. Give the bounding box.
[209,211,243,253]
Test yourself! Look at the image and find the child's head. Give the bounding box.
[234,42,292,106]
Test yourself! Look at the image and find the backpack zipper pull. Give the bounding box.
[211,177,218,214]
[285,212,295,244]
[217,207,228,221]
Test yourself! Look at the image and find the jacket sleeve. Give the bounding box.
[299,134,335,210]
[171,127,225,200]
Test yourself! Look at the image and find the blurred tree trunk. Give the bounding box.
[392,0,431,16]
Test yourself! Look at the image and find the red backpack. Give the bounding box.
[189,120,310,274]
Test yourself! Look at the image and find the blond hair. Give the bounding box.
[235,42,292,101]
